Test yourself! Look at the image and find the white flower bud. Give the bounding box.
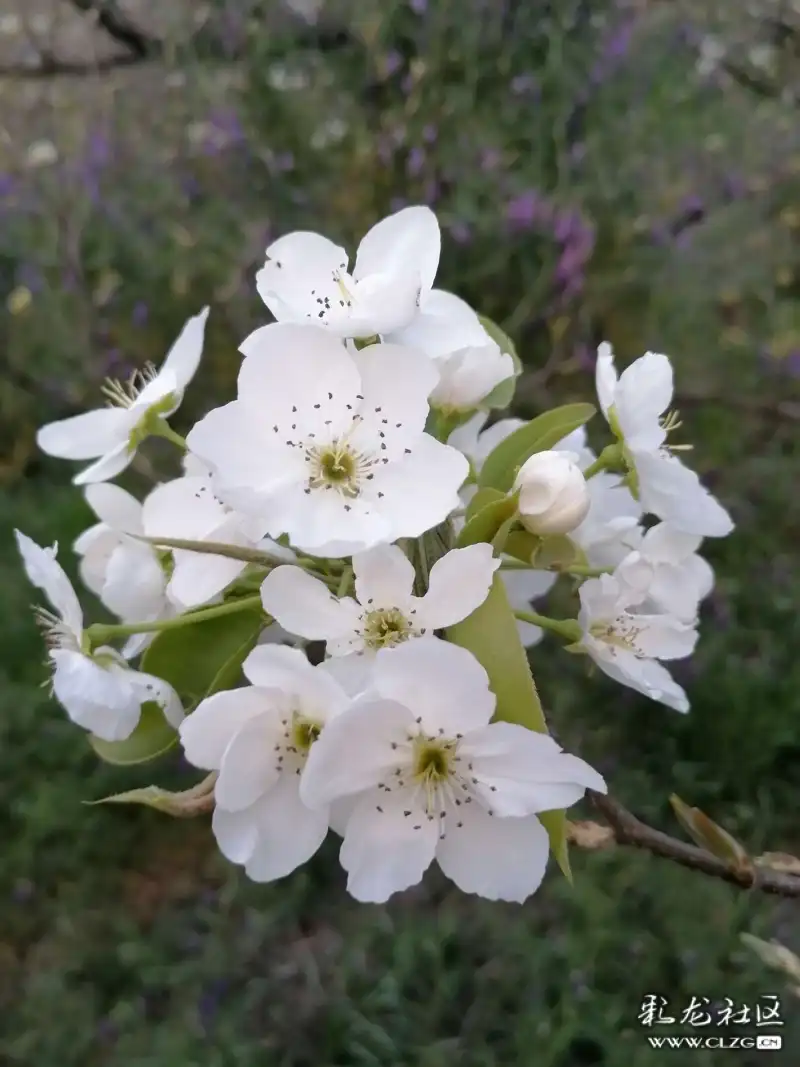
[514,450,590,535]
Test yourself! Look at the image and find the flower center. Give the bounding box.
[413,738,456,782]
[291,714,322,754]
[590,615,646,658]
[319,448,355,483]
[361,607,414,649]
[34,607,81,652]
[101,363,159,410]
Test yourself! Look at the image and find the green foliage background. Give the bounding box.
[2,1,800,1063]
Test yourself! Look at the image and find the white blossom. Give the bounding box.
[187,324,468,557]
[501,568,556,647]
[578,573,698,712]
[613,523,714,621]
[37,308,209,485]
[429,343,515,413]
[388,288,494,359]
[179,645,350,883]
[514,450,591,536]
[141,466,271,610]
[15,531,182,741]
[256,206,440,338]
[571,472,643,569]
[595,344,733,537]
[74,483,173,657]
[261,543,499,656]
[301,639,606,903]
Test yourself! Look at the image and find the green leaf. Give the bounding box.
[456,492,519,548]
[465,486,505,521]
[535,535,581,570]
[446,577,571,879]
[478,403,597,493]
[89,700,179,766]
[88,773,217,817]
[504,530,542,565]
[670,795,753,876]
[141,603,264,709]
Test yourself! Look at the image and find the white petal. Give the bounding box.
[237,323,360,440]
[347,342,438,459]
[316,653,375,698]
[142,475,227,540]
[179,687,273,770]
[84,483,143,533]
[615,352,673,448]
[242,645,348,718]
[362,434,468,540]
[73,441,135,486]
[15,531,83,637]
[102,541,167,621]
[158,306,209,390]
[595,342,618,419]
[640,522,702,563]
[390,289,490,360]
[244,779,330,881]
[430,345,515,411]
[633,451,734,537]
[36,407,126,460]
[300,698,415,809]
[51,650,141,741]
[461,721,606,816]
[500,566,557,608]
[279,484,389,557]
[122,666,184,728]
[75,526,118,598]
[415,544,499,629]
[354,205,440,294]
[589,647,689,713]
[260,565,361,642]
[353,544,416,609]
[346,272,425,337]
[186,402,307,510]
[216,714,281,811]
[436,808,549,902]
[339,786,438,903]
[446,410,488,462]
[212,805,259,865]
[256,231,349,323]
[371,639,495,735]
[628,614,698,660]
[168,519,248,608]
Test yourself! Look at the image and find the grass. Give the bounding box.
[2,2,800,1063]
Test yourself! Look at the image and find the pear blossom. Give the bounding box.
[595,344,733,537]
[388,288,494,359]
[142,465,272,609]
[260,543,500,656]
[301,639,606,903]
[179,645,350,883]
[501,568,556,647]
[37,307,209,485]
[571,472,643,569]
[74,483,173,657]
[578,573,698,712]
[514,450,591,536]
[429,343,515,413]
[15,531,182,741]
[256,206,440,338]
[187,324,468,557]
[613,523,714,621]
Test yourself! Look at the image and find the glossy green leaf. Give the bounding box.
[465,486,505,521]
[89,700,179,766]
[141,603,264,709]
[88,773,217,817]
[446,576,571,878]
[456,492,519,548]
[504,530,542,565]
[477,314,520,365]
[478,403,597,493]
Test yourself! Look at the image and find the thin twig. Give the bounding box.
[64,0,158,58]
[587,791,800,899]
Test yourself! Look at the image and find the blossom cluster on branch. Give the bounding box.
[16,206,734,904]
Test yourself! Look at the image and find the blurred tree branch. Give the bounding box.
[579,791,800,898]
[65,0,157,59]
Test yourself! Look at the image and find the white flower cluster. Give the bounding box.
[17,206,734,903]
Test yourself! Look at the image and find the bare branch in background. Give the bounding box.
[582,790,800,899]
[64,0,158,59]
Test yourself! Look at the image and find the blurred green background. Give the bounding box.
[2,1,800,1063]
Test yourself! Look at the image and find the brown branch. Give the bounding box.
[64,0,158,59]
[587,791,800,899]
[0,53,147,77]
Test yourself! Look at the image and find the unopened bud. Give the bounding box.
[514,450,590,536]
